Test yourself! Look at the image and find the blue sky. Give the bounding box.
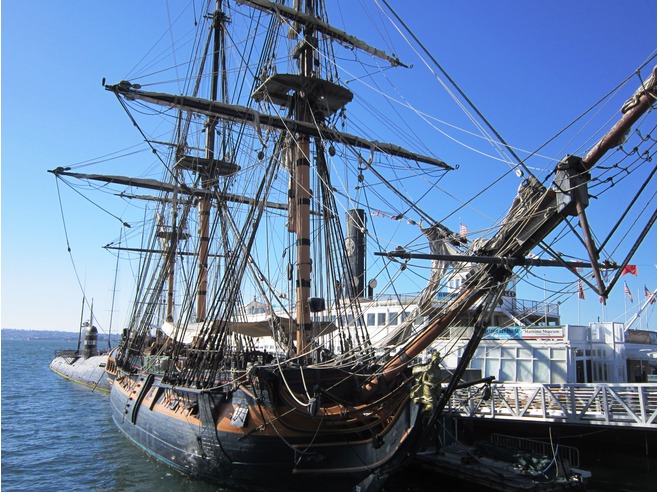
[2,1,656,333]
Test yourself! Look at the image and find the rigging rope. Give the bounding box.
[53,177,108,335]
[55,175,131,228]
[376,0,533,180]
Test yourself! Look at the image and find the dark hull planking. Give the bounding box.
[109,371,421,491]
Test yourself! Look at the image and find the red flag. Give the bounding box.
[624,281,634,303]
[645,285,656,305]
[621,264,638,276]
[578,281,585,300]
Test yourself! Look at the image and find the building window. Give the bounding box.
[484,358,501,381]
[467,344,568,383]
[533,348,551,382]
[367,313,375,326]
[550,348,567,383]
[500,359,516,381]
[388,312,399,325]
[469,348,484,370]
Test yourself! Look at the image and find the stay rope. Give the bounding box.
[53,176,109,335]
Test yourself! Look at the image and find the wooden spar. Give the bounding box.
[364,68,657,391]
[197,7,223,322]
[375,251,618,270]
[104,84,452,170]
[49,169,306,213]
[377,284,482,382]
[104,245,222,257]
[294,0,315,358]
[582,67,656,169]
[573,68,657,299]
[165,205,177,321]
[236,0,407,67]
[575,197,607,297]
[166,112,181,323]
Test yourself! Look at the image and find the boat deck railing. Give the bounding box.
[490,433,581,467]
[509,298,560,319]
[53,349,80,358]
[447,382,657,429]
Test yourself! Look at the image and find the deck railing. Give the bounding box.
[490,433,581,467]
[53,349,80,358]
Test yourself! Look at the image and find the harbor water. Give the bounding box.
[1,337,655,491]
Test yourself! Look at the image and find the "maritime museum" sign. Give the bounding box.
[484,327,564,339]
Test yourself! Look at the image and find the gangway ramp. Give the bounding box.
[447,382,657,429]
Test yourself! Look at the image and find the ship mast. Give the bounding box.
[197,2,223,322]
[166,193,177,321]
[292,0,316,357]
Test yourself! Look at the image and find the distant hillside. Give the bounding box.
[1,328,121,343]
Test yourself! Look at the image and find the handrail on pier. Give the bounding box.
[448,382,657,429]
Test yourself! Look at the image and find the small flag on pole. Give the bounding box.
[621,264,638,276]
[459,224,467,236]
[624,281,634,302]
[645,285,656,304]
[578,281,585,300]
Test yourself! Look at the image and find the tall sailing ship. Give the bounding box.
[50,1,656,490]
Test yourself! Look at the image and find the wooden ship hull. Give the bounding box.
[109,364,421,491]
[47,0,655,489]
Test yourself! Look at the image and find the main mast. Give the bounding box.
[292,0,316,357]
[197,2,224,322]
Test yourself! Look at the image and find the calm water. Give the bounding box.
[1,339,224,492]
[1,338,655,491]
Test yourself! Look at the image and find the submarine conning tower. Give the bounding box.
[83,325,99,358]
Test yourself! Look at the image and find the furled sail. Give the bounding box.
[161,316,337,343]
[377,225,464,347]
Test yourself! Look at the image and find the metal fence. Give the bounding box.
[490,433,581,468]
